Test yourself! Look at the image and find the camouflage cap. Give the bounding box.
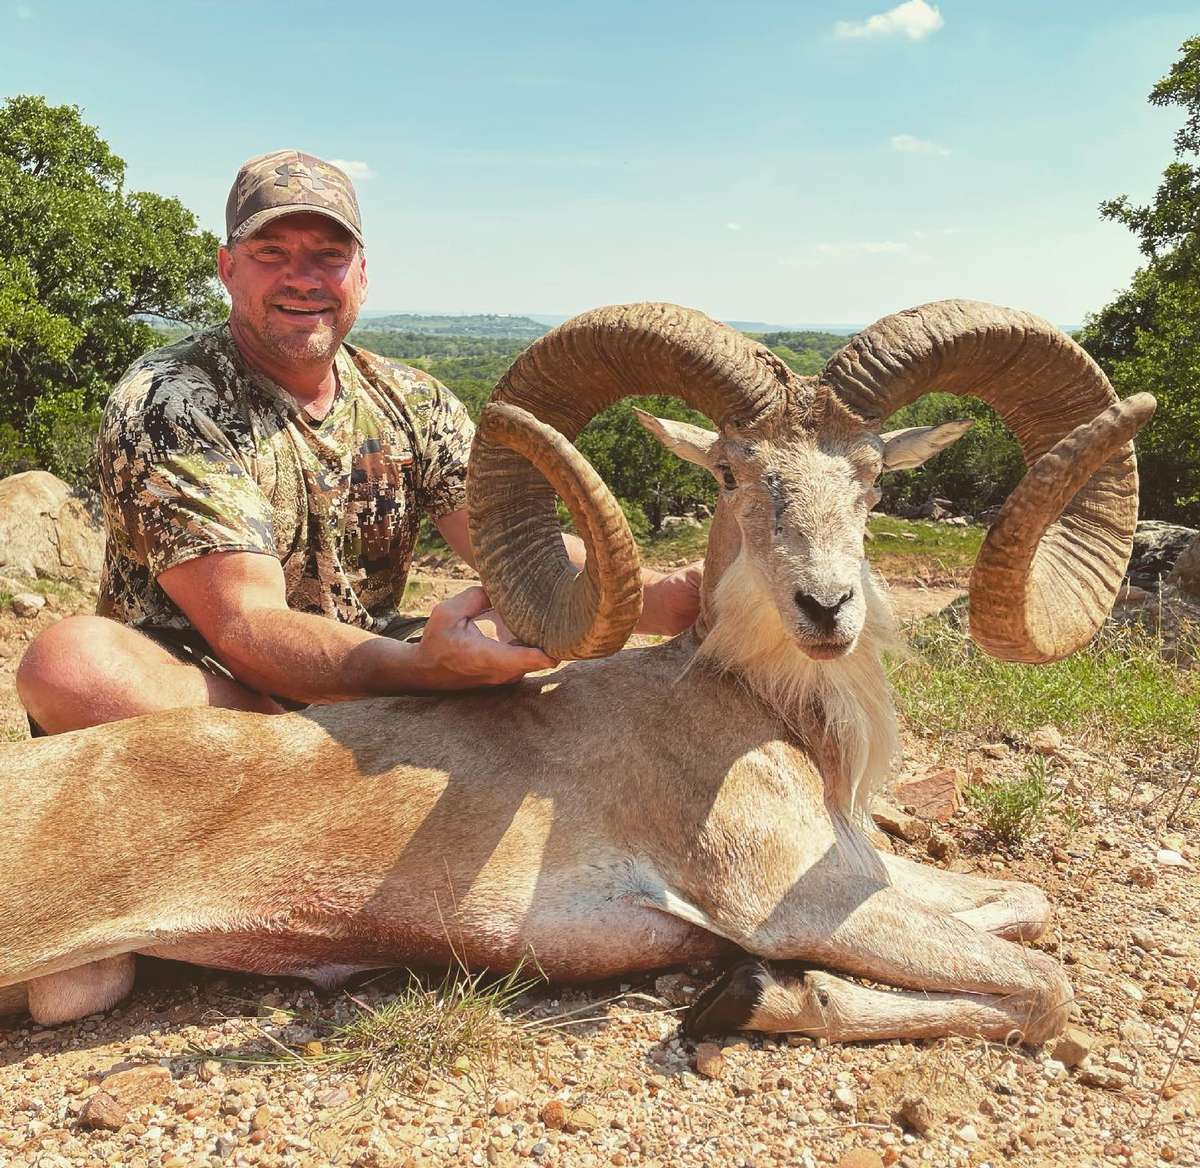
[225,150,364,246]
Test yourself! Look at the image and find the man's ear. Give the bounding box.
[881,419,974,471]
[633,408,720,468]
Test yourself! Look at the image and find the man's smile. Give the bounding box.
[273,303,336,322]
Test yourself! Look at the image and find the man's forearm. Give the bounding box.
[208,608,429,704]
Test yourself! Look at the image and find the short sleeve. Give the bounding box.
[410,379,475,521]
[97,390,277,578]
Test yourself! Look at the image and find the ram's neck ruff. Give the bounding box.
[695,554,900,821]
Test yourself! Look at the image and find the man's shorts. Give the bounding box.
[24,615,429,739]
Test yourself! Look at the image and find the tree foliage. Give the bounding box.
[1080,37,1200,522]
[0,96,224,482]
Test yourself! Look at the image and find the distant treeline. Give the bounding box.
[350,326,1021,528]
[359,313,548,339]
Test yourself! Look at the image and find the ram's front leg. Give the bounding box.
[684,882,1072,1046]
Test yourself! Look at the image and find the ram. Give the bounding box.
[1,300,1153,1043]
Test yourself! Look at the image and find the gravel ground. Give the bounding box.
[1,576,1197,1168]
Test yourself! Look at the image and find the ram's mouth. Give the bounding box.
[799,638,855,661]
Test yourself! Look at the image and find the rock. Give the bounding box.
[302,1040,325,1057]
[660,515,701,530]
[837,1151,884,1168]
[980,742,1009,759]
[0,471,104,581]
[1131,928,1158,952]
[1156,849,1190,868]
[1128,520,1198,589]
[79,1064,173,1130]
[10,592,45,617]
[251,1104,271,1130]
[654,972,701,1005]
[833,1085,856,1111]
[1078,1065,1131,1090]
[1116,583,1151,605]
[891,768,962,822]
[958,1124,979,1143]
[1166,531,1200,599]
[926,830,958,862]
[871,799,931,844]
[1029,725,1064,755]
[539,1099,566,1129]
[1128,864,1157,888]
[492,1091,520,1117]
[197,1060,222,1083]
[896,1096,933,1135]
[1051,1026,1093,1069]
[693,1042,725,1079]
[564,1105,600,1134]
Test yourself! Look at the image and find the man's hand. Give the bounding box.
[637,561,704,636]
[412,587,558,689]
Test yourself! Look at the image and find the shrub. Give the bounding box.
[966,757,1060,847]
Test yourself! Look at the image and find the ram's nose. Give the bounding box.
[794,590,852,633]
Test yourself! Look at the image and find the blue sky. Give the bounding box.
[3,1,1197,326]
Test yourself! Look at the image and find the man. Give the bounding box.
[17,150,701,735]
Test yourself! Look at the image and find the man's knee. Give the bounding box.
[16,615,130,714]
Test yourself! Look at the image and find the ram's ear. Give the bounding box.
[881,419,974,471]
[633,408,720,468]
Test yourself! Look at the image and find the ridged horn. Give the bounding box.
[819,299,1154,663]
[467,302,792,659]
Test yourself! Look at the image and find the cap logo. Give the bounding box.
[273,161,328,191]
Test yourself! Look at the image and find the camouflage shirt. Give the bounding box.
[97,325,474,632]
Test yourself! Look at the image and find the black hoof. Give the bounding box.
[682,958,773,1039]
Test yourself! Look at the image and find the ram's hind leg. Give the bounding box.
[24,955,136,1025]
[880,852,1053,941]
[686,884,1070,1045]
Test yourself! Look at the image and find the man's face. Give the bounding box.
[218,213,368,363]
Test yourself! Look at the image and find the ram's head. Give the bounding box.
[467,301,1154,665]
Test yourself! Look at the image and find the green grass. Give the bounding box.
[640,520,710,565]
[966,757,1060,847]
[201,964,540,1094]
[866,516,985,576]
[401,579,436,607]
[892,616,1200,754]
[0,575,79,613]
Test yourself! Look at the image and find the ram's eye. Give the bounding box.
[716,465,737,490]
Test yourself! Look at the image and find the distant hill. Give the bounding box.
[360,313,548,339]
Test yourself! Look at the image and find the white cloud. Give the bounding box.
[891,133,950,157]
[726,222,743,232]
[329,159,374,180]
[817,240,911,258]
[834,0,943,41]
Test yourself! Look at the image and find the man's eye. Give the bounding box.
[717,466,737,490]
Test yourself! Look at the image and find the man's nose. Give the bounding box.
[279,255,325,289]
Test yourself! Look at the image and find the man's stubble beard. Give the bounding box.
[241,296,356,364]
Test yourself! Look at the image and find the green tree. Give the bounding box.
[1079,37,1200,522]
[0,96,224,482]
[576,397,716,532]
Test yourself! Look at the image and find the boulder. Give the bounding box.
[0,471,103,581]
[1127,520,1198,590]
[1166,532,1200,600]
